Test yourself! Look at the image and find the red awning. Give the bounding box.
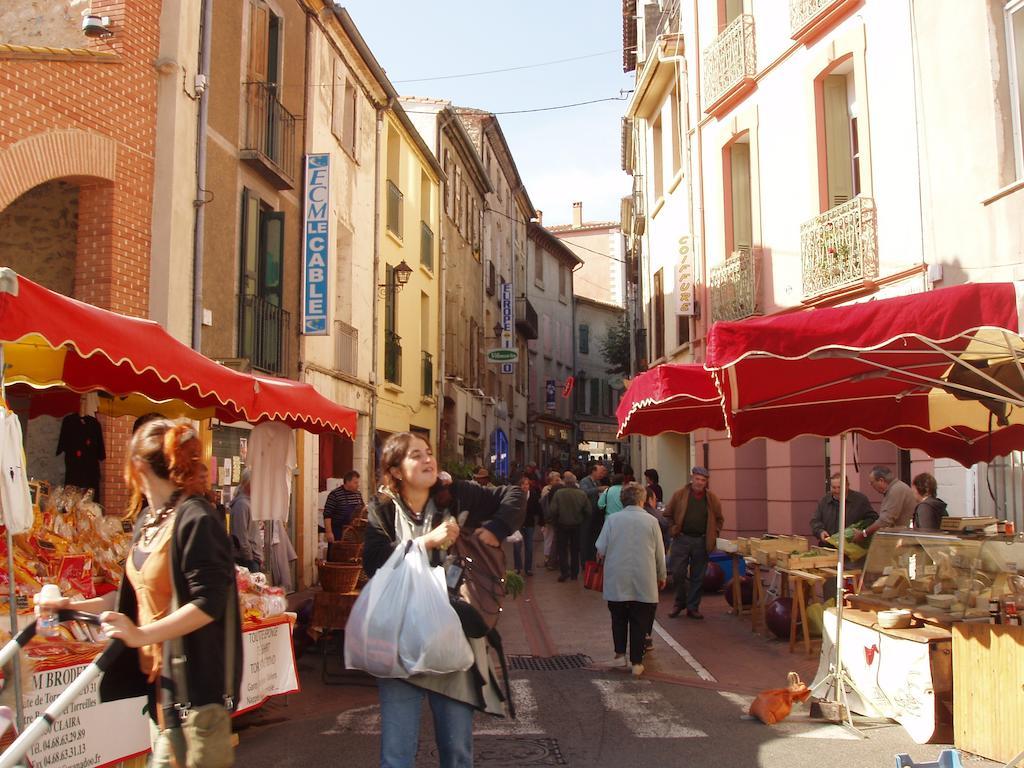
[706,282,1024,466]
[0,271,356,437]
[616,364,725,438]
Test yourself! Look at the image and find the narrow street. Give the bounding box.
[234,541,993,768]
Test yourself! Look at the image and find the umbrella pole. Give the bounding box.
[0,346,24,732]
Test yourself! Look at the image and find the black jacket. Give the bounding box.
[100,496,243,717]
[363,480,525,577]
[522,488,542,529]
[914,497,948,530]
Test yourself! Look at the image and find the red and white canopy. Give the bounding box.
[705,282,1024,466]
[615,363,725,438]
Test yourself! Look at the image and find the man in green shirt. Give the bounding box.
[665,467,724,619]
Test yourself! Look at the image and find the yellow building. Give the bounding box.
[375,106,444,446]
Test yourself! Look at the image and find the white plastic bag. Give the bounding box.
[345,541,416,677]
[398,542,474,675]
[505,530,524,546]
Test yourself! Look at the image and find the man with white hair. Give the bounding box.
[854,466,916,543]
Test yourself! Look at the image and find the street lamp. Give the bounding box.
[377,259,413,297]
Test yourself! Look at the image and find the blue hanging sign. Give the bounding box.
[302,153,330,335]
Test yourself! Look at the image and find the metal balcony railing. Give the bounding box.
[241,81,297,189]
[515,295,538,340]
[800,196,878,298]
[702,14,756,111]
[385,330,402,385]
[790,0,847,39]
[422,351,433,397]
[632,173,646,236]
[239,293,291,374]
[420,220,434,271]
[386,180,403,238]
[334,320,357,377]
[710,249,760,323]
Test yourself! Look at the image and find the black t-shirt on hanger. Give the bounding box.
[57,414,105,502]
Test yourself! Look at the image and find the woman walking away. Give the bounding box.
[40,419,242,767]
[912,472,947,530]
[595,483,666,677]
[362,432,524,768]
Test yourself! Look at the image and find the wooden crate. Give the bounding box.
[953,622,1024,763]
[779,551,837,570]
[749,536,809,566]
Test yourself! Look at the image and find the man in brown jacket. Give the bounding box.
[665,466,724,619]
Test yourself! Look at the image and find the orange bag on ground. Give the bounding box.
[749,672,811,725]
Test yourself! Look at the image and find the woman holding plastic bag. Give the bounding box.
[358,432,524,768]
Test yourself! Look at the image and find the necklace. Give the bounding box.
[138,491,182,548]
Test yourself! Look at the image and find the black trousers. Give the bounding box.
[608,601,658,665]
[556,525,581,578]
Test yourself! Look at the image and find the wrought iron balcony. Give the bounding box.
[702,14,756,114]
[800,196,878,299]
[386,180,403,238]
[239,293,291,375]
[241,81,297,189]
[632,173,646,236]
[422,351,433,398]
[385,330,402,385]
[790,0,858,42]
[420,220,434,271]
[515,295,538,340]
[710,249,760,323]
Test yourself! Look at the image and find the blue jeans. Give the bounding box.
[671,534,708,612]
[513,527,534,573]
[378,678,474,768]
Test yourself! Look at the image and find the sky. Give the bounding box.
[346,2,636,226]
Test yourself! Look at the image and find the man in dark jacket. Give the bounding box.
[549,473,591,582]
[810,472,877,544]
[665,467,724,619]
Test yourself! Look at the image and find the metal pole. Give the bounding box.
[833,432,849,712]
[0,345,24,731]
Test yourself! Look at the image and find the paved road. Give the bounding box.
[236,656,990,767]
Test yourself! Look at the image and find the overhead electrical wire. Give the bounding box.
[392,48,634,84]
[483,206,628,265]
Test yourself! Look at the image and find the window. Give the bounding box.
[331,61,357,157]
[670,82,682,177]
[442,149,451,216]
[386,124,402,237]
[578,323,590,355]
[589,378,600,416]
[720,0,743,31]
[455,167,464,235]
[247,0,281,84]
[1008,1,1024,177]
[420,170,433,270]
[821,73,858,209]
[652,114,664,200]
[343,81,357,156]
[653,268,665,360]
[471,198,480,253]
[677,315,690,347]
[558,265,567,299]
[534,247,544,283]
[384,264,401,384]
[725,137,753,254]
[239,188,287,373]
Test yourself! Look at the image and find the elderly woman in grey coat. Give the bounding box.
[595,482,667,677]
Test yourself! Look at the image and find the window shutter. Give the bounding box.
[247,1,269,82]
[730,142,753,252]
[823,75,854,209]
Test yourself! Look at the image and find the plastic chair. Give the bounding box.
[894,750,964,768]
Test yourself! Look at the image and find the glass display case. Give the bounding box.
[853,528,1024,624]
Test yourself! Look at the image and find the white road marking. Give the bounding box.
[651,620,717,682]
[326,703,380,736]
[593,679,708,738]
[716,691,858,740]
[475,679,543,735]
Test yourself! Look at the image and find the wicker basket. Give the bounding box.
[328,541,363,563]
[312,590,359,629]
[318,561,362,593]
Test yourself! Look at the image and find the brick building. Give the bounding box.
[0,0,161,513]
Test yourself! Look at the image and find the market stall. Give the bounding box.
[0,269,355,763]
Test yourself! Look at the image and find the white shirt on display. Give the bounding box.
[249,421,297,522]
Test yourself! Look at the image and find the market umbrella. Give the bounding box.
[705,280,1024,727]
[706,281,1024,467]
[615,363,725,438]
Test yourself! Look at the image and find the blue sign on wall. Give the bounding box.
[302,153,330,335]
[500,281,514,375]
[490,429,509,479]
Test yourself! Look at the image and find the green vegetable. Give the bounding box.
[504,570,525,599]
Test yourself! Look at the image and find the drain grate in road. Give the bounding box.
[508,653,591,672]
[423,738,567,767]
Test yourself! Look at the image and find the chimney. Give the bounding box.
[572,201,583,228]
[535,209,543,226]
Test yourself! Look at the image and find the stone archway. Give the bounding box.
[0,130,116,211]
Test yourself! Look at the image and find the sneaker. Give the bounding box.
[614,652,628,667]
[668,606,683,618]
[644,637,654,652]
[631,663,645,677]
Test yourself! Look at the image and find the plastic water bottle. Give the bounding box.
[36,584,62,637]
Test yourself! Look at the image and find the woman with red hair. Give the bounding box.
[41,418,241,767]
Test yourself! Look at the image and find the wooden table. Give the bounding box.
[729,552,748,617]
[775,567,825,655]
